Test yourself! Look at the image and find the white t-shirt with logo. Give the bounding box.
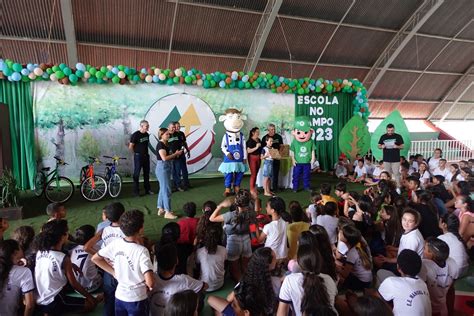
[399,229,424,257]
[196,245,227,291]
[0,265,35,315]
[279,272,337,316]
[378,276,431,316]
[97,238,153,302]
[438,232,469,277]
[316,215,338,244]
[70,245,102,292]
[149,273,204,316]
[35,250,68,305]
[419,258,458,316]
[262,218,289,260]
[101,224,125,247]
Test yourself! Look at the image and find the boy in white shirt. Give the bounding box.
[349,159,367,183]
[378,249,431,316]
[316,202,339,244]
[258,196,289,262]
[149,243,207,316]
[364,156,375,177]
[92,210,154,315]
[419,237,458,316]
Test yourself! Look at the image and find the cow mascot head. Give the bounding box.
[290,116,315,192]
[218,109,249,196]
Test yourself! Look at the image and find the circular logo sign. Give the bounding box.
[145,93,216,174]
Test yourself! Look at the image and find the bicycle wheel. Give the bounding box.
[81,175,107,202]
[79,166,88,184]
[45,176,74,203]
[104,167,111,181]
[108,173,122,198]
[33,172,46,196]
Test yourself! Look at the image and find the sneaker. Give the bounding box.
[164,212,178,220]
[157,208,165,216]
[177,187,185,192]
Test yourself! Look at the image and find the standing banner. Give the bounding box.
[295,93,353,170]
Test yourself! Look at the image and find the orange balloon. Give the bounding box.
[169,72,175,78]
[139,73,146,80]
[276,86,283,93]
[179,77,185,84]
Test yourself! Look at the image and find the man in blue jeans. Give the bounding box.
[175,121,191,189]
[129,120,153,196]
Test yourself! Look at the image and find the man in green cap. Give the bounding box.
[290,116,315,192]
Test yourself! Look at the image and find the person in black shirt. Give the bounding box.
[174,121,191,189]
[155,128,183,219]
[246,127,262,194]
[129,120,152,196]
[378,123,404,187]
[261,123,284,192]
[168,122,185,192]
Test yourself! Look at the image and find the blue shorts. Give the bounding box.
[262,160,273,178]
[226,234,252,261]
[222,303,236,316]
[115,297,149,316]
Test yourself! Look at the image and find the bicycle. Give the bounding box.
[34,156,74,203]
[80,156,108,202]
[103,155,126,198]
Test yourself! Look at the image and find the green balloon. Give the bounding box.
[124,68,131,76]
[75,70,84,78]
[206,74,212,81]
[163,69,170,76]
[3,68,12,76]
[59,63,67,70]
[315,86,322,93]
[297,88,305,95]
[326,84,333,92]
[252,81,259,88]
[133,75,139,82]
[21,76,30,82]
[237,81,244,89]
[89,68,97,75]
[245,82,251,89]
[88,77,96,83]
[185,76,192,84]
[210,80,216,88]
[69,74,78,83]
[55,71,65,79]
[275,81,281,87]
[166,78,173,85]
[63,67,72,76]
[106,71,114,78]
[100,66,107,73]
[288,81,295,88]
[95,71,104,79]
[118,65,125,71]
[203,80,210,88]
[173,77,180,83]
[112,76,120,84]
[12,63,22,72]
[52,65,60,72]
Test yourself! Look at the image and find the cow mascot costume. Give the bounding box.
[218,109,248,196]
[290,116,315,192]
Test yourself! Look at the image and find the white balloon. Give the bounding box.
[118,71,126,79]
[33,68,44,76]
[28,73,37,80]
[174,69,182,77]
[50,74,57,81]
[197,79,203,86]
[107,65,113,70]
[84,71,91,79]
[145,75,153,83]
[154,68,162,76]
[158,73,166,81]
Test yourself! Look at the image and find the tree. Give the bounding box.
[78,131,100,162]
[339,115,371,160]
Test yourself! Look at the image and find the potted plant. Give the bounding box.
[0,169,23,220]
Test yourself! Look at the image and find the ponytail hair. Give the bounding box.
[0,239,20,292]
[35,219,68,251]
[297,244,330,313]
[440,214,466,248]
[341,225,372,270]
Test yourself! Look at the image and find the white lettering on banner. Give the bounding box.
[312,117,334,127]
[310,107,324,116]
[297,95,339,105]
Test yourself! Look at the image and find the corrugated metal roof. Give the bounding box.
[427,41,474,73]
[170,53,245,74]
[405,74,460,101]
[2,40,67,64]
[3,0,65,40]
[171,4,259,56]
[370,71,420,99]
[418,0,474,38]
[261,18,336,62]
[369,101,437,119]
[279,0,351,23]
[320,26,393,66]
[391,36,449,70]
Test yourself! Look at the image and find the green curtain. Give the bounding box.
[0,81,36,189]
[295,93,353,171]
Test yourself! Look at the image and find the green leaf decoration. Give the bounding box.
[370,110,411,161]
[339,115,371,160]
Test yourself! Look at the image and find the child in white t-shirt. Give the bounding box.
[336,224,373,291]
[378,249,431,316]
[419,237,459,316]
[149,243,207,316]
[258,196,289,261]
[307,192,322,225]
[349,159,367,183]
[316,201,339,244]
[92,210,154,315]
[364,160,385,185]
[70,225,102,293]
[261,137,274,197]
[438,214,469,277]
[364,156,375,177]
[0,239,35,316]
[196,225,227,292]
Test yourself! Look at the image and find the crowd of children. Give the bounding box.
[0,152,473,316]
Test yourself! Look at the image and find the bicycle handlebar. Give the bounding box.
[103,155,127,160]
[54,156,68,165]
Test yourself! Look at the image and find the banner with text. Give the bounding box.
[295,93,353,170]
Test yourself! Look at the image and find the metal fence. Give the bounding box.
[408,140,474,162]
